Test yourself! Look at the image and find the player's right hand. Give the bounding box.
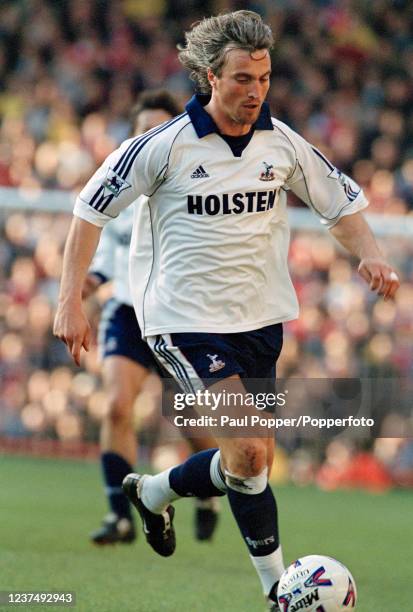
[53,301,91,366]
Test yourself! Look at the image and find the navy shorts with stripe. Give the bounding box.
[98,298,156,368]
[148,324,283,397]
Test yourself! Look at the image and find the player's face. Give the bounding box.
[208,48,271,135]
[133,109,173,136]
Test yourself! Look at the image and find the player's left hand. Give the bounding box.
[358,258,400,300]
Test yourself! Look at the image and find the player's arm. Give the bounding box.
[82,223,116,299]
[54,131,169,364]
[329,211,399,300]
[282,123,400,300]
[53,217,102,365]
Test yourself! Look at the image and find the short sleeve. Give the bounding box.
[74,129,169,227]
[279,122,368,228]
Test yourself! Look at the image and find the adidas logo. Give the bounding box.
[190,165,209,179]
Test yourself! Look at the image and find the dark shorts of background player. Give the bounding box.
[98,299,181,409]
[148,324,283,413]
[98,298,156,368]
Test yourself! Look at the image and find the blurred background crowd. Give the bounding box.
[0,0,412,489]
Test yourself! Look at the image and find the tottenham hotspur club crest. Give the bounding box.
[102,167,131,197]
[207,354,226,373]
[260,161,275,181]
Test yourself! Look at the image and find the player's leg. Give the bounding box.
[129,376,283,600]
[122,447,226,555]
[92,355,149,544]
[161,374,221,541]
[123,328,284,607]
[233,330,284,608]
[218,404,283,610]
[185,431,221,541]
[100,356,147,464]
[91,300,151,545]
[121,413,223,552]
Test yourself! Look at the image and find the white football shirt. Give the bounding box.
[89,204,135,306]
[74,95,368,337]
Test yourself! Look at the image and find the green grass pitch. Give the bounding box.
[1,455,412,611]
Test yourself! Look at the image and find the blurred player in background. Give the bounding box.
[83,90,219,545]
[54,11,400,610]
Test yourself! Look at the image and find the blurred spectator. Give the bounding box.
[316,439,394,493]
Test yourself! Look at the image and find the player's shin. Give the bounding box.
[140,448,226,513]
[225,467,285,597]
[101,452,134,518]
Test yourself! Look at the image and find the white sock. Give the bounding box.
[250,546,285,595]
[140,469,181,514]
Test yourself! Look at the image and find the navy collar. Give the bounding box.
[185,94,273,138]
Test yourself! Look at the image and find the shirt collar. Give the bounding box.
[185,94,273,138]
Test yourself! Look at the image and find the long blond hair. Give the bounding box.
[178,11,274,93]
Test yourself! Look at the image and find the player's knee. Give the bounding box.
[225,465,268,495]
[225,439,268,478]
[106,393,134,428]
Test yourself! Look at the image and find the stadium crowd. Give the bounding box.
[0,0,412,487]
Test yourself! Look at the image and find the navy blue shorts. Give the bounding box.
[98,299,156,369]
[147,324,283,396]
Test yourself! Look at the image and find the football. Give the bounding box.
[277,555,357,611]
